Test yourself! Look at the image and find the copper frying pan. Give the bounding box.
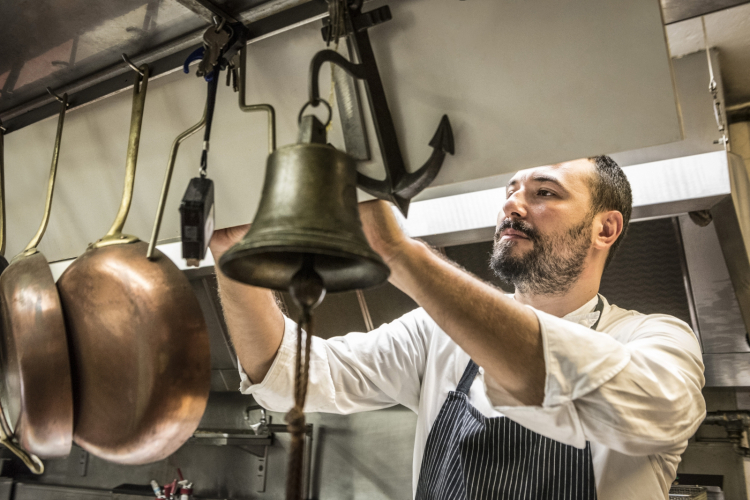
[0,123,46,474]
[56,65,210,465]
[0,93,73,466]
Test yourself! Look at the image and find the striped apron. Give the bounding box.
[415,297,603,500]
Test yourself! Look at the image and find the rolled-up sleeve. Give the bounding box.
[492,310,706,455]
[239,308,432,414]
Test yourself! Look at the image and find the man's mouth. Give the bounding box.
[499,228,530,240]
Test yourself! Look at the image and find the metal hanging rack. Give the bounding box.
[0,0,332,134]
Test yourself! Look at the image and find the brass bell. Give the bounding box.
[219,115,389,293]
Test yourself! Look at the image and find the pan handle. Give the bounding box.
[23,93,68,254]
[93,65,150,249]
[0,408,43,474]
[146,105,207,260]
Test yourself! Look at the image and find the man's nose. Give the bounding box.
[502,190,527,220]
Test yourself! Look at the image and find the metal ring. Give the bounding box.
[297,99,332,128]
[46,87,66,104]
[121,53,145,76]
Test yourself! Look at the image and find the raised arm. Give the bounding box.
[359,200,546,406]
[210,225,285,384]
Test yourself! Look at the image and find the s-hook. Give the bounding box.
[46,87,68,106]
[122,53,145,77]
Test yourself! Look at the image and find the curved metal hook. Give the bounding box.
[308,48,454,216]
[238,46,276,155]
[122,53,145,77]
[147,106,208,259]
[46,87,67,105]
[309,50,366,104]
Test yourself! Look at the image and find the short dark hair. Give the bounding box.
[587,155,632,268]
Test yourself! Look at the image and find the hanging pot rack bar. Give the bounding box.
[0,0,329,135]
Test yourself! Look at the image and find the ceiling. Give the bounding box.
[665,1,750,107]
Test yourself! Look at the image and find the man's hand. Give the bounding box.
[359,200,414,268]
[209,224,251,262]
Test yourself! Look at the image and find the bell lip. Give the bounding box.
[219,244,390,293]
[274,142,345,154]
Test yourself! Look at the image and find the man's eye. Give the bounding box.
[538,189,554,197]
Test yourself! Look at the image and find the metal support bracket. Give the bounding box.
[703,411,750,457]
[191,408,314,498]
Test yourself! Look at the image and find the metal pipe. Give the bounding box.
[0,0,326,131]
[0,31,201,124]
[356,289,374,331]
[671,217,701,343]
[727,101,750,113]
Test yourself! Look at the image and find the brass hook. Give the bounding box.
[121,53,145,77]
[46,87,67,105]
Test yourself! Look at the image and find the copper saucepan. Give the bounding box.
[57,65,210,464]
[0,94,73,468]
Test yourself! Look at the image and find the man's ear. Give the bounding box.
[594,211,623,251]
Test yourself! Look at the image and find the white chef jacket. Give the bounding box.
[240,294,706,499]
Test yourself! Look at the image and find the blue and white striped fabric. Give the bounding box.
[415,360,597,500]
[415,297,603,500]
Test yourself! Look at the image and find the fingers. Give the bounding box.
[209,223,251,259]
[359,200,408,263]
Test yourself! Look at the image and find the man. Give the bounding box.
[210,156,705,499]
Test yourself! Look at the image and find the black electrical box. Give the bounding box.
[179,176,215,267]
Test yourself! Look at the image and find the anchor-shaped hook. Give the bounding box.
[311,3,454,216]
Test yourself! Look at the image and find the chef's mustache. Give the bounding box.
[495,219,539,243]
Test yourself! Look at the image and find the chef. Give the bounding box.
[210,155,705,499]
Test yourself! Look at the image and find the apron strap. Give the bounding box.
[456,360,480,395]
[458,294,605,394]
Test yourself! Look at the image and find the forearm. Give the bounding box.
[389,240,545,405]
[215,267,285,384]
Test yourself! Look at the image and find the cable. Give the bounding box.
[200,75,220,177]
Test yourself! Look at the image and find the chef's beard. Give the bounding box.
[490,214,594,296]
